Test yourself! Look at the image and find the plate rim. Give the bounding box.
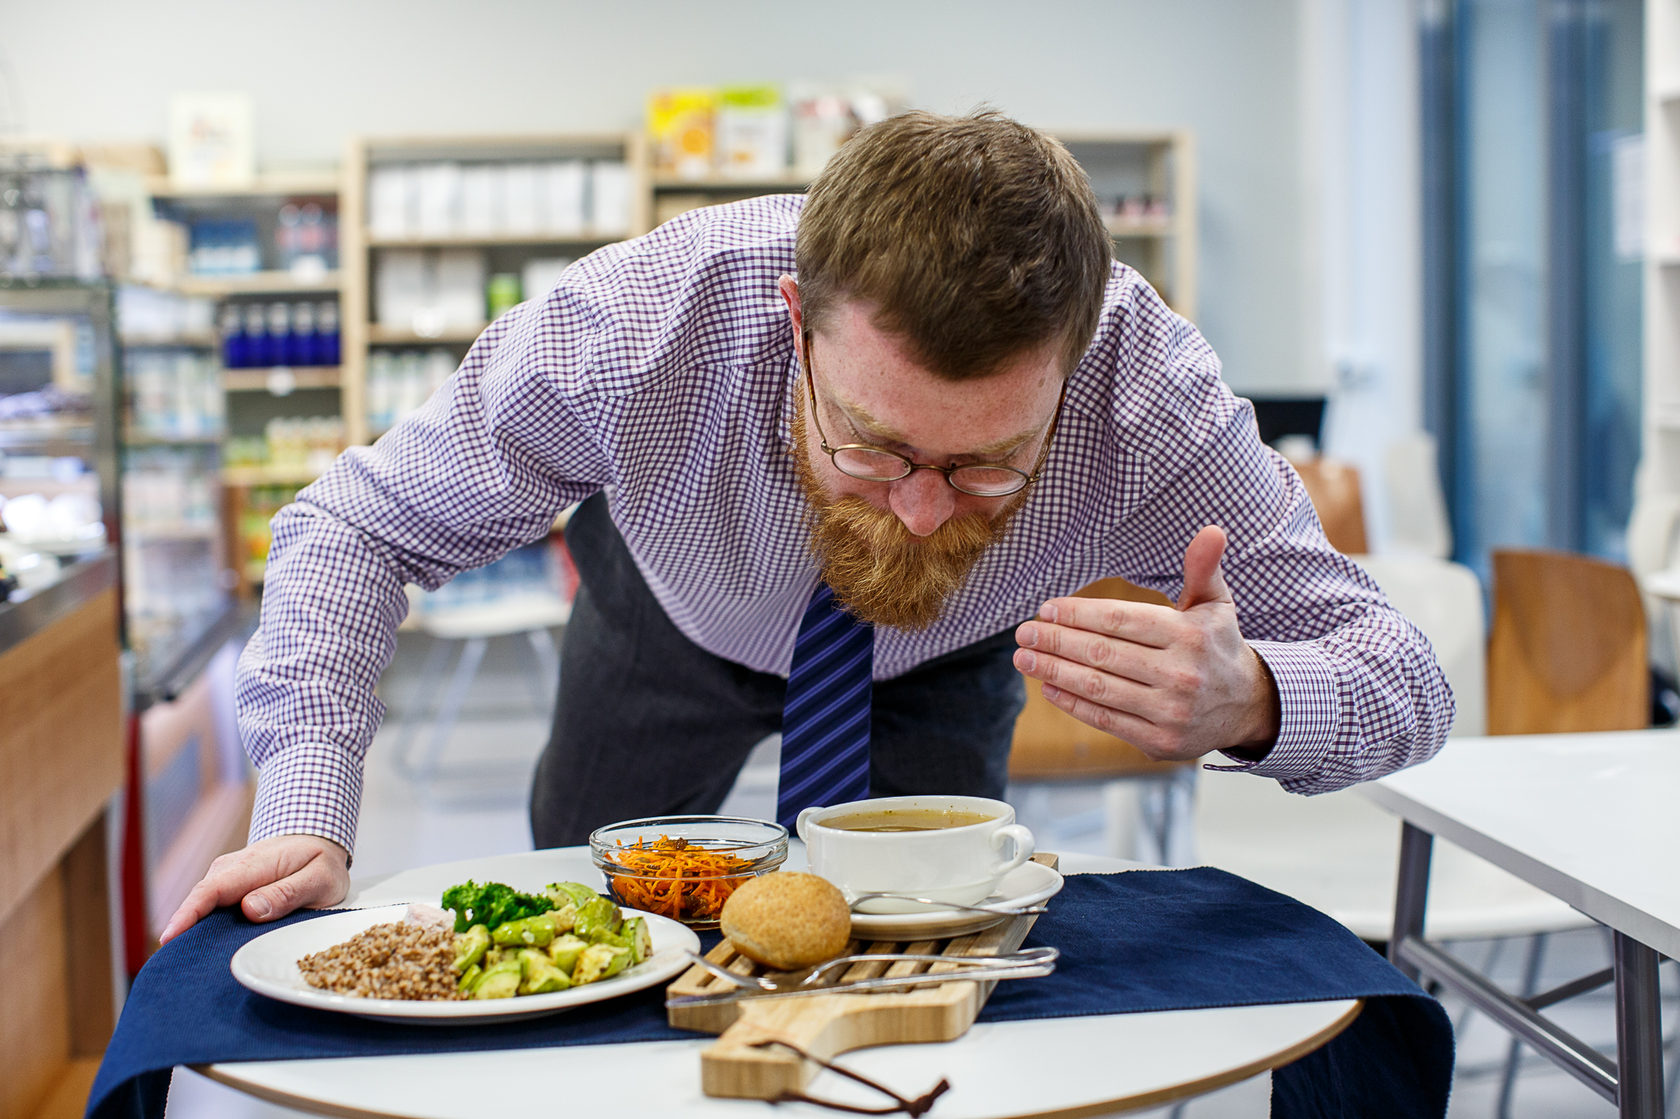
[847,860,1066,938]
[229,902,700,1022]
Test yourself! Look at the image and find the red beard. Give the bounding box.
[790,404,1026,630]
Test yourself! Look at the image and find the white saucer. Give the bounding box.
[847,860,1065,941]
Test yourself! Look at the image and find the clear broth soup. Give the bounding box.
[821,808,996,832]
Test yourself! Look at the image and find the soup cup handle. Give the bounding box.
[795,805,824,845]
[989,824,1035,875]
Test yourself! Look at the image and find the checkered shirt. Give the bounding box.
[239,194,1454,854]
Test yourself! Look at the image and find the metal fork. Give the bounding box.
[682,946,1059,993]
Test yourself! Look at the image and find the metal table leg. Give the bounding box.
[1389,821,1434,981]
[1613,932,1664,1119]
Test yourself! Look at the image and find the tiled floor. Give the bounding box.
[164,632,1674,1117]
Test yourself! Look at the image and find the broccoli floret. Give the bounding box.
[440,879,555,933]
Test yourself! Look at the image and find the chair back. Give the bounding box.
[1381,432,1453,559]
[1487,548,1648,735]
[1292,457,1369,554]
[1625,492,1680,680]
[1008,578,1189,781]
[1354,554,1487,737]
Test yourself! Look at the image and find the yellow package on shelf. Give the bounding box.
[647,87,717,179]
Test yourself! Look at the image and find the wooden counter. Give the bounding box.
[0,553,122,1119]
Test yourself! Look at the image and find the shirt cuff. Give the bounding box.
[248,741,365,856]
[1203,640,1341,782]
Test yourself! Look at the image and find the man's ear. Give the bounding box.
[777,274,803,341]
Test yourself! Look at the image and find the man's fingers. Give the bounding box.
[1178,525,1233,611]
[1015,645,1154,709]
[1021,596,1179,648]
[157,836,350,945]
[159,852,283,944]
[158,879,234,944]
[1016,619,1169,688]
[242,854,347,924]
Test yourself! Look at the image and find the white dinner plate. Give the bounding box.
[230,903,700,1024]
[847,860,1066,940]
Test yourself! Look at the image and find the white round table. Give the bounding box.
[201,848,1359,1118]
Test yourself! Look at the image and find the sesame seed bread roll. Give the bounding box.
[719,871,852,970]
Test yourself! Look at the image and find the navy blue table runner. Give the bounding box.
[86,867,1452,1119]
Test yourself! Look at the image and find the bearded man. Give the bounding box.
[163,110,1451,939]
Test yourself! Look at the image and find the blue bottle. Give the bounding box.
[220,302,247,369]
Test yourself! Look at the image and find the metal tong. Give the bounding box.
[667,946,1058,1007]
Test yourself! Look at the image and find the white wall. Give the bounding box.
[2,0,1321,394]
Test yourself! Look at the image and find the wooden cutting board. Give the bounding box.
[667,853,1058,1100]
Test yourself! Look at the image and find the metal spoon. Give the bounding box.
[845,891,1050,917]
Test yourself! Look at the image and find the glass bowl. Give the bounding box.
[588,814,789,929]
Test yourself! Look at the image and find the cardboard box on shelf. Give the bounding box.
[369,165,418,239]
[716,85,788,178]
[590,161,632,234]
[540,161,588,235]
[166,92,255,188]
[647,87,718,179]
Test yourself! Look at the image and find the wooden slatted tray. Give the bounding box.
[667,853,1058,1100]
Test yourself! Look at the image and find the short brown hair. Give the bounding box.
[796,109,1111,380]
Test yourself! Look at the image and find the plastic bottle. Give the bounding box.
[317,301,341,365]
[292,301,319,366]
[267,303,292,367]
[220,302,247,369]
[244,304,271,368]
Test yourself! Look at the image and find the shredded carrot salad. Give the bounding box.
[603,836,756,923]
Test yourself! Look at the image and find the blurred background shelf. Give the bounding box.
[174,270,342,297]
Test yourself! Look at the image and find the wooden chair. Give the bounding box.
[1291,456,1369,555]
[1487,548,1648,735]
[1007,578,1196,863]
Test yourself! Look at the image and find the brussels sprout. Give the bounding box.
[572,942,632,985]
[491,913,557,948]
[548,933,589,974]
[517,947,571,995]
[574,896,622,941]
[453,924,491,972]
[548,901,578,935]
[620,916,653,965]
[457,963,483,993]
[471,958,523,999]
[545,882,599,909]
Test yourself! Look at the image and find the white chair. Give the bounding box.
[1381,432,1453,559]
[1626,491,1680,684]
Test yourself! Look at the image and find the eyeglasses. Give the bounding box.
[801,334,1065,498]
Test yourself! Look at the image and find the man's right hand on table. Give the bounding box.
[158,834,350,944]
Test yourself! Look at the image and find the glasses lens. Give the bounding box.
[948,466,1030,497]
[832,447,913,482]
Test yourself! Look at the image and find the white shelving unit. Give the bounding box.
[342,132,648,445]
[1644,4,1680,498]
[650,130,1197,320]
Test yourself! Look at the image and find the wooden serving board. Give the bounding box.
[667,853,1058,1100]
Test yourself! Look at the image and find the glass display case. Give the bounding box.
[0,279,120,600]
[2,271,252,966]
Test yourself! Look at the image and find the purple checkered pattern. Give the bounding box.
[776,584,874,828]
[238,194,1453,854]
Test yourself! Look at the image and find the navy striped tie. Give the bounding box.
[777,583,874,830]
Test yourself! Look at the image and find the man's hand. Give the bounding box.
[1012,525,1281,761]
[158,834,351,944]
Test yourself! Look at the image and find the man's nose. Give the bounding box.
[888,467,957,537]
